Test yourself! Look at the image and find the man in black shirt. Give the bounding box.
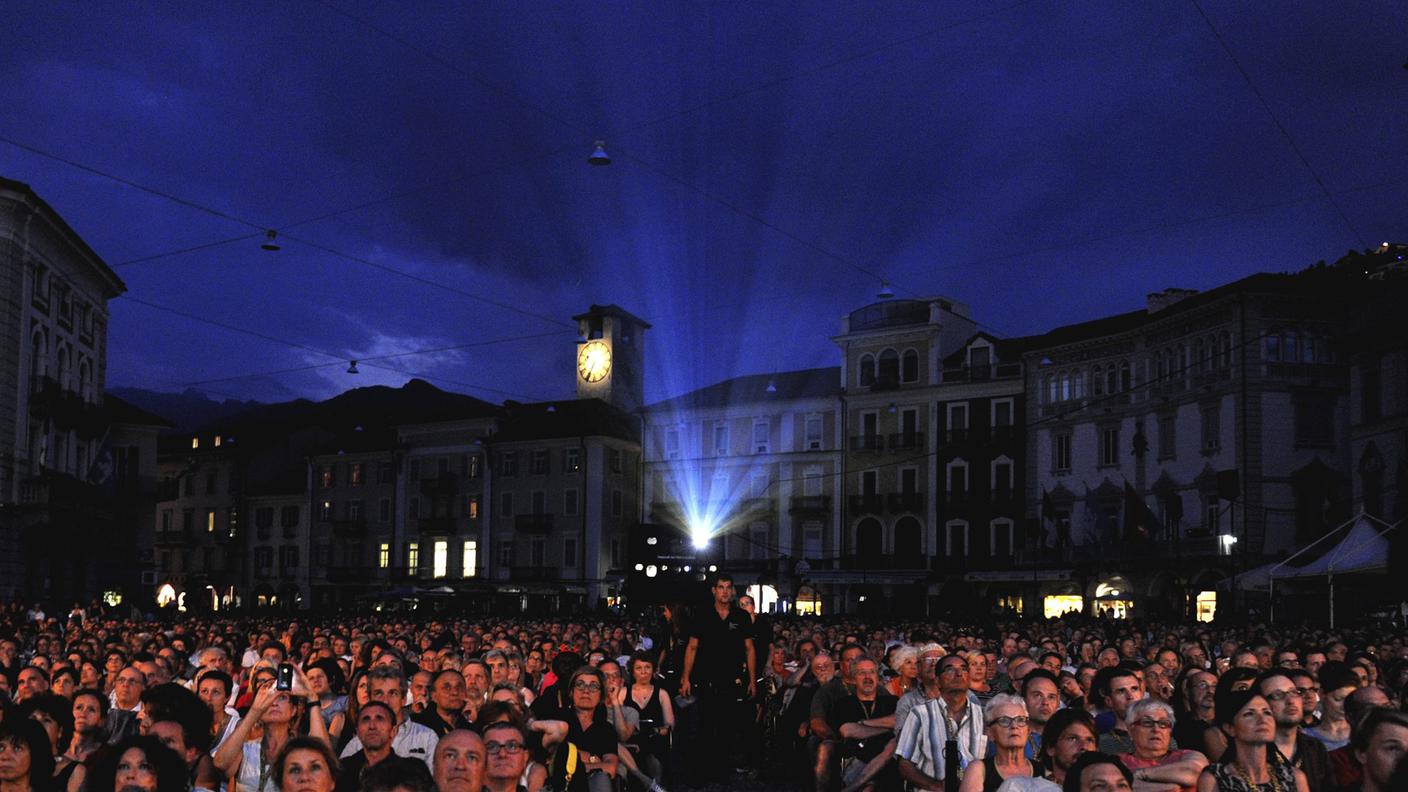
[337,702,419,792]
[834,657,899,792]
[680,572,756,783]
[413,669,473,736]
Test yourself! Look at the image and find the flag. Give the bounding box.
[85,429,116,498]
[1123,482,1159,541]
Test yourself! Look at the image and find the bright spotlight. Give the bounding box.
[646,565,658,578]
[691,533,710,550]
[634,563,644,571]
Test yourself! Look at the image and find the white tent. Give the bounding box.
[1268,513,1398,626]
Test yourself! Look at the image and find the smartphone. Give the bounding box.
[276,663,294,691]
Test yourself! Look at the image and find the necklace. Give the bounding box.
[859,698,876,720]
[1233,760,1282,792]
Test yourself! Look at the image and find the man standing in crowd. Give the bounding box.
[679,572,756,784]
[896,653,985,790]
[1258,669,1331,792]
[431,728,485,792]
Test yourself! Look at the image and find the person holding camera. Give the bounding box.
[214,663,330,792]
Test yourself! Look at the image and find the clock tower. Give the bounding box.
[573,305,650,411]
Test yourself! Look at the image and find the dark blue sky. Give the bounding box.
[3,1,1404,405]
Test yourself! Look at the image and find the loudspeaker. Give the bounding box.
[1216,469,1241,501]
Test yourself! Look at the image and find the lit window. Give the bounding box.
[191,437,199,449]
[206,510,216,533]
[407,542,420,571]
[378,543,389,569]
[462,540,477,577]
[432,540,448,579]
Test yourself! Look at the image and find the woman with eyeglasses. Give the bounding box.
[1118,699,1207,792]
[958,694,1043,792]
[1196,689,1308,792]
[557,666,618,792]
[213,664,331,792]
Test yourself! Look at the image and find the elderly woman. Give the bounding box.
[887,645,920,698]
[958,694,1044,792]
[271,736,339,792]
[1196,690,1308,792]
[1118,698,1207,792]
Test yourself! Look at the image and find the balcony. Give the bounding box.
[850,434,884,452]
[1013,535,1221,566]
[887,492,924,513]
[941,363,1022,383]
[989,490,1019,508]
[20,473,109,516]
[154,529,191,546]
[809,555,931,571]
[943,428,972,445]
[848,495,885,515]
[416,516,460,535]
[514,514,555,533]
[741,497,775,515]
[324,567,367,583]
[789,495,832,514]
[887,432,924,452]
[420,473,461,495]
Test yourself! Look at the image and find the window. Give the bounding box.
[531,490,546,515]
[467,496,479,520]
[530,538,546,568]
[183,509,194,532]
[1157,414,1176,460]
[206,509,217,533]
[947,403,968,442]
[408,497,419,519]
[161,509,173,533]
[969,345,991,374]
[991,519,1014,556]
[461,540,477,577]
[206,472,217,495]
[611,489,623,517]
[946,520,969,556]
[753,420,770,453]
[1285,331,1300,364]
[564,537,578,567]
[803,466,823,497]
[379,498,391,521]
[379,543,390,569]
[378,461,393,483]
[805,416,823,450]
[500,492,513,517]
[467,456,480,479]
[349,463,363,487]
[433,541,448,578]
[345,499,362,522]
[1100,426,1120,467]
[407,542,420,571]
[564,489,579,516]
[1200,404,1221,453]
[320,466,334,489]
[497,541,514,568]
[500,452,518,476]
[665,429,681,458]
[992,458,1013,500]
[1092,365,1104,395]
[878,349,899,384]
[255,507,274,535]
[901,349,920,382]
[947,460,968,498]
[713,423,730,456]
[256,547,273,571]
[861,469,878,496]
[281,505,299,528]
[409,459,422,481]
[859,354,875,386]
[280,546,299,569]
[1204,495,1221,532]
[991,399,1013,429]
[529,450,548,475]
[803,522,823,559]
[610,449,624,473]
[750,471,769,499]
[1265,332,1281,362]
[1053,431,1072,472]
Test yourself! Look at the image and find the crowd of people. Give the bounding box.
[1,576,1408,792]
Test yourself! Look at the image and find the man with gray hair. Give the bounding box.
[1115,698,1206,790]
[340,664,439,768]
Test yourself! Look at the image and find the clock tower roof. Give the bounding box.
[572,303,652,329]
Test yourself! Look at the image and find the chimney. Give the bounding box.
[1146,288,1199,314]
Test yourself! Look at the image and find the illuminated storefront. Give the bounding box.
[1195,590,1217,622]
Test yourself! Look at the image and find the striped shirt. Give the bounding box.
[895,693,986,781]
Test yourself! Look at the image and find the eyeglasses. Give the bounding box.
[991,716,1029,728]
[921,656,944,666]
[1263,690,1300,703]
[1132,718,1173,730]
[573,681,602,693]
[485,741,525,755]
[1295,686,1319,695]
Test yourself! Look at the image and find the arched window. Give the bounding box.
[855,518,883,561]
[990,519,1015,557]
[1265,330,1281,362]
[877,349,900,384]
[57,346,71,391]
[1119,361,1131,392]
[1059,372,1071,402]
[1284,331,1299,363]
[78,359,91,403]
[1303,334,1317,363]
[1072,370,1085,400]
[894,516,922,558]
[859,354,875,387]
[30,330,46,384]
[1220,331,1232,368]
[1045,375,1057,404]
[945,520,968,557]
[1092,365,1104,396]
[1193,339,1205,373]
[900,349,919,383]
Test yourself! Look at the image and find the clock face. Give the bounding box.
[577,341,612,383]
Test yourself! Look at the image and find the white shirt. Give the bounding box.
[340,718,439,768]
[894,693,986,781]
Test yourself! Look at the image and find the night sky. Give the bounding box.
[3,1,1404,406]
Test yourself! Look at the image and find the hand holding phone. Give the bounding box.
[276,663,294,691]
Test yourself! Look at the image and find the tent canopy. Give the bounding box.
[1220,513,1397,590]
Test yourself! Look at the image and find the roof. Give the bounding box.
[0,176,126,298]
[489,398,639,444]
[572,304,652,329]
[940,332,1034,367]
[1022,268,1370,352]
[102,393,175,427]
[645,367,840,412]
